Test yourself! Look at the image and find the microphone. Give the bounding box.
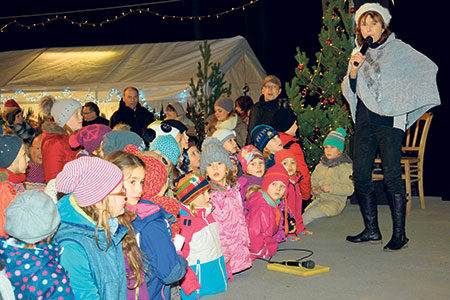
[353,36,373,67]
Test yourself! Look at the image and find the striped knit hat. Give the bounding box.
[56,156,123,207]
[323,127,347,152]
[174,171,210,205]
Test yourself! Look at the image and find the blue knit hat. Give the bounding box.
[251,125,279,152]
[101,130,146,156]
[323,127,347,152]
[0,134,23,169]
[200,137,233,174]
[149,134,181,165]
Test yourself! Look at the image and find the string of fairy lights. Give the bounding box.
[0,0,260,33]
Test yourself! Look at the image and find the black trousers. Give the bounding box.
[353,103,405,195]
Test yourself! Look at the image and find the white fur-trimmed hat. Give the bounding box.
[355,3,392,26]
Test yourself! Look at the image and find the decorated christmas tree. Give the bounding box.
[188,40,232,144]
[286,0,355,169]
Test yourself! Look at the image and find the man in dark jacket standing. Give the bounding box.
[246,75,289,144]
[109,86,155,137]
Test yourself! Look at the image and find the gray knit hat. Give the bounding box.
[50,99,82,127]
[214,97,234,113]
[212,128,236,144]
[0,134,23,169]
[101,130,146,156]
[5,190,60,244]
[200,137,233,174]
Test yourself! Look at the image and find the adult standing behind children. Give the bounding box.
[206,97,247,148]
[342,3,440,251]
[82,102,110,127]
[246,75,289,144]
[110,87,155,137]
[40,96,83,183]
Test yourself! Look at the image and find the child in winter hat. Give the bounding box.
[306,127,353,225]
[174,171,211,207]
[69,124,112,156]
[237,145,265,207]
[56,156,124,207]
[323,127,347,153]
[50,99,82,128]
[251,124,284,168]
[148,134,181,166]
[5,190,60,243]
[200,137,233,174]
[0,135,30,236]
[1,190,75,300]
[213,128,239,154]
[246,164,290,260]
[101,130,146,157]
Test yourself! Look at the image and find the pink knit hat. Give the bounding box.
[261,164,290,192]
[69,124,112,154]
[56,156,123,207]
[238,145,264,173]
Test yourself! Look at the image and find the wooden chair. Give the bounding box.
[372,112,433,216]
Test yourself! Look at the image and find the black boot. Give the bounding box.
[384,194,409,251]
[346,191,382,244]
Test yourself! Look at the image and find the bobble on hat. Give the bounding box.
[56,156,124,207]
[69,124,112,154]
[323,127,347,152]
[0,134,23,169]
[174,171,211,205]
[5,190,60,244]
[238,145,264,173]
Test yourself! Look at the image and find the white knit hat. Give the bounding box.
[355,3,392,26]
[56,156,123,207]
[50,99,82,127]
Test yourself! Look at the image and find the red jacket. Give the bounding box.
[41,123,79,183]
[278,132,311,200]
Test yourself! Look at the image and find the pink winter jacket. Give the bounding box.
[209,182,252,275]
[286,175,306,235]
[245,190,280,260]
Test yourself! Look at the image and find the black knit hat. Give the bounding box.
[272,109,297,132]
[0,135,23,169]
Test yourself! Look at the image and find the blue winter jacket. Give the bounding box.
[54,195,128,300]
[132,199,187,300]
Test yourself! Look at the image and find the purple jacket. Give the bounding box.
[209,182,252,275]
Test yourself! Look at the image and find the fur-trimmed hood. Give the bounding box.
[42,121,68,135]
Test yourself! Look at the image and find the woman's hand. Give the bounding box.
[349,52,366,78]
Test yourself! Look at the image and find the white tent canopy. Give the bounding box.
[0,35,266,118]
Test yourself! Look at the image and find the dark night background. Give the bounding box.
[0,1,447,199]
